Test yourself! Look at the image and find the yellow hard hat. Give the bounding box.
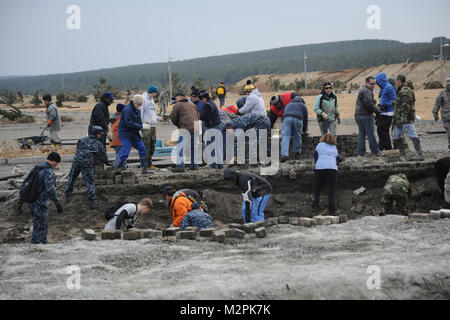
[244,84,255,92]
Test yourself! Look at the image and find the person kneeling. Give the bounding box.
[180,207,214,231]
[104,198,152,231]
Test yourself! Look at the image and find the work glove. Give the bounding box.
[321,113,329,121]
[434,114,439,122]
[56,202,63,214]
[47,120,53,126]
[337,116,341,125]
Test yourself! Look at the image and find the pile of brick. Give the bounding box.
[295,135,358,159]
[93,166,138,186]
[84,214,350,243]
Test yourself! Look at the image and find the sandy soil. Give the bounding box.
[1,215,449,300]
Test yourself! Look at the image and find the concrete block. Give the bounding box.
[339,215,349,223]
[121,171,135,178]
[165,236,177,243]
[213,231,226,243]
[254,221,266,229]
[313,216,332,225]
[228,223,245,231]
[278,216,289,224]
[255,227,267,238]
[176,230,197,240]
[327,216,340,224]
[229,228,245,239]
[184,226,198,234]
[299,218,317,227]
[123,230,144,240]
[164,227,180,237]
[244,223,256,233]
[289,217,300,225]
[429,211,442,220]
[266,217,279,227]
[439,209,450,219]
[82,229,96,241]
[106,179,114,185]
[409,213,432,223]
[101,230,122,240]
[199,228,215,238]
[142,229,163,238]
[122,177,135,185]
[222,229,232,237]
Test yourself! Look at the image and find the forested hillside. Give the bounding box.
[0,39,444,94]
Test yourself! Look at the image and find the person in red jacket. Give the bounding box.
[269,92,302,128]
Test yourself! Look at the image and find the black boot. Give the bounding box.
[393,139,405,156]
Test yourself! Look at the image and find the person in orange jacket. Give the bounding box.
[269,92,302,128]
[109,104,126,169]
[163,187,196,227]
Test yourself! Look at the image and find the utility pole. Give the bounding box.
[61,73,64,91]
[304,52,308,90]
[440,36,449,84]
[168,52,173,99]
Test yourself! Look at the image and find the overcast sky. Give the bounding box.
[0,0,449,77]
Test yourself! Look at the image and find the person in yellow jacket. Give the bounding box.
[216,82,227,107]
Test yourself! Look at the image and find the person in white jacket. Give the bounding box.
[104,198,152,231]
[142,85,161,170]
[238,81,267,115]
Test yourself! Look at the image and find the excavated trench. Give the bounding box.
[0,156,443,244]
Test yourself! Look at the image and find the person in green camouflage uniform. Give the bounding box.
[381,173,411,216]
[432,78,450,149]
[392,75,423,159]
[158,89,169,117]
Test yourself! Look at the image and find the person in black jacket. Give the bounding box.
[89,92,114,147]
[199,90,223,169]
[435,157,450,194]
[224,169,272,224]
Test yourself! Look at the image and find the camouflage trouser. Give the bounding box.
[64,163,96,201]
[142,127,156,165]
[381,193,410,216]
[179,209,214,231]
[29,202,49,244]
[444,121,450,147]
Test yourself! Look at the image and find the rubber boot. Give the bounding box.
[393,139,405,156]
[412,138,424,160]
[140,157,149,175]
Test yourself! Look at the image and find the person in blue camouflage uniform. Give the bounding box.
[381,173,411,216]
[223,113,271,161]
[64,126,111,209]
[180,209,214,231]
[21,152,63,244]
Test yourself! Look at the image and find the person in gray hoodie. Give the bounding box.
[354,77,381,156]
[238,81,266,115]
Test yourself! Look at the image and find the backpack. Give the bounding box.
[105,199,129,221]
[19,166,43,204]
[185,194,208,212]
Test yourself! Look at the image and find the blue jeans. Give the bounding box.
[355,115,380,156]
[281,117,303,157]
[113,146,127,169]
[177,133,198,169]
[205,125,223,168]
[119,137,147,169]
[242,194,271,224]
[393,124,419,140]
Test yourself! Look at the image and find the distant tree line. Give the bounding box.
[0,39,444,95]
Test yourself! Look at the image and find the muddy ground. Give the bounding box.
[1,117,450,299]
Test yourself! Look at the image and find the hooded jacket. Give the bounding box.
[169,191,196,227]
[224,170,272,199]
[283,96,309,132]
[118,101,143,141]
[89,98,110,133]
[109,113,122,147]
[239,88,266,115]
[375,73,396,115]
[141,92,159,127]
